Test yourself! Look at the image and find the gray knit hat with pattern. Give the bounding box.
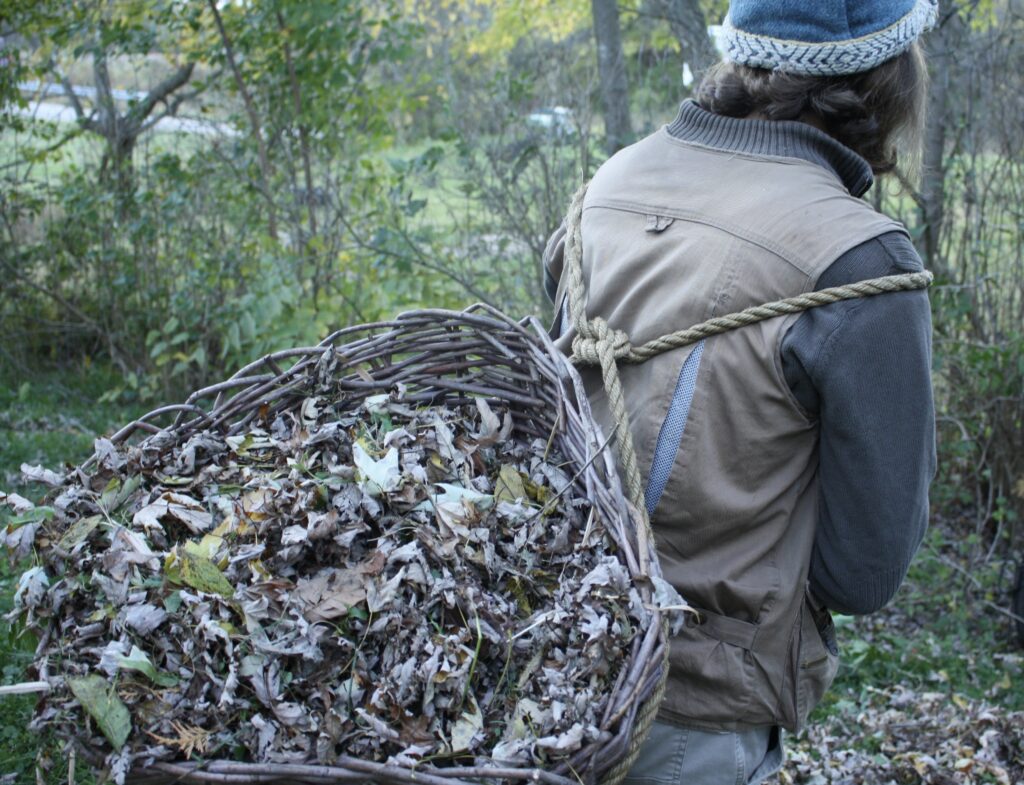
[721,0,939,76]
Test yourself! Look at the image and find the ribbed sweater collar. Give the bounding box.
[665,99,874,198]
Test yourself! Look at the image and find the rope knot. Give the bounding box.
[572,317,633,366]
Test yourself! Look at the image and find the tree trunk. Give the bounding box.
[591,0,633,154]
[208,0,278,243]
[103,136,137,200]
[919,22,952,278]
[91,51,139,212]
[650,0,719,79]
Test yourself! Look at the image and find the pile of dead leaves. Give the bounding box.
[782,685,1024,785]
[2,386,650,781]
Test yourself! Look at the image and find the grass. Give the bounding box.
[812,526,1024,731]
[0,362,144,783]
[0,363,146,491]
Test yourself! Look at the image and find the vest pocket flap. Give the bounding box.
[693,608,760,651]
[666,617,754,725]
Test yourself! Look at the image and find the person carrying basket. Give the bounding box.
[543,2,939,782]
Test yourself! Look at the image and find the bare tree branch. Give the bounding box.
[277,10,318,243]
[52,64,87,121]
[138,85,204,133]
[0,255,126,363]
[0,126,84,175]
[92,50,117,135]
[129,63,195,124]
[892,168,927,211]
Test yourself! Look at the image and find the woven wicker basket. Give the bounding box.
[84,305,669,785]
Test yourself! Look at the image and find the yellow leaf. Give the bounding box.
[249,559,272,580]
[495,464,527,503]
[183,533,223,562]
[164,550,181,582]
[87,606,115,623]
[911,754,930,776]
[523,478,549,503]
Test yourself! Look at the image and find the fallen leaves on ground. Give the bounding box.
[780,685,1024,785]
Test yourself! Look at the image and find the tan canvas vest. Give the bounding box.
[551,128,905,732]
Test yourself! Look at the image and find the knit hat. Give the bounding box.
[721,0,939,76]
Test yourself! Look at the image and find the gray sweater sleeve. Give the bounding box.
[781,231,936,615]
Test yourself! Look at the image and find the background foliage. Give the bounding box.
[1,0,1023,781]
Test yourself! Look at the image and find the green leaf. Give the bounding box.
[9,506,56,526]
[57,515,102,551]
[178,549,235,598]
[100,475,142,514]
[116,646,179,687]
[154,472,194,486]
[163,590,183,614]
[97,387,124,404]
[99,476,119,507]
[67,675,131,749]
[223,322,241,359]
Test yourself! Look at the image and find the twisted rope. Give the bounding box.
[563,182,934,537]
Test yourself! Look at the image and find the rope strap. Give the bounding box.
[574,270,934,365]
[562,182,933,551]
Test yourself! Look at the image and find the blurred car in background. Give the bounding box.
[525,105,575,139]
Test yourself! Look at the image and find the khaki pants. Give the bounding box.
[622,722,783,785]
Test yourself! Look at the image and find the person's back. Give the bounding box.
[542,1,938,782]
